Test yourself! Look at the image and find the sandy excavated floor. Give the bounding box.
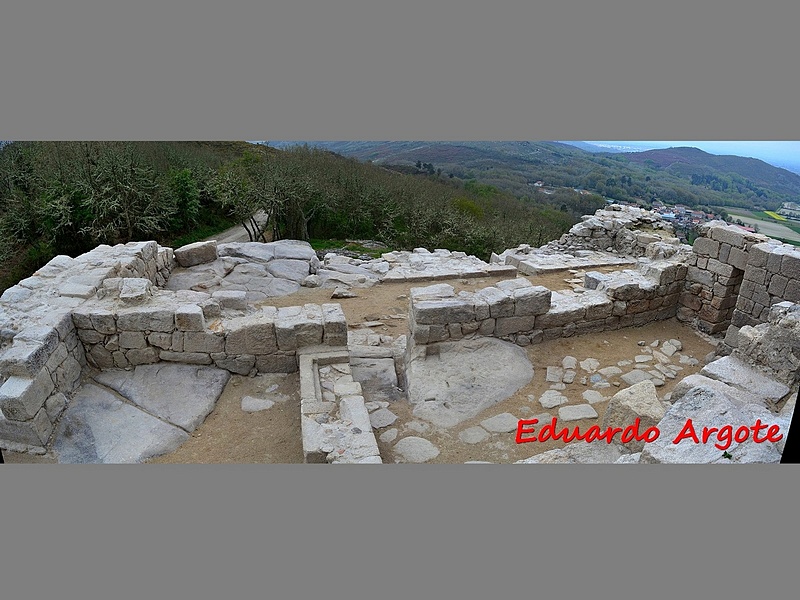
[3,267,717,464]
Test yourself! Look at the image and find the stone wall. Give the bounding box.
[677,221,770,334]
[0,239,347,452]
[71,290,348,376]
[676,221,800,348]
[408,260,686,349]
[732,241,800,327]
[0,241,174,452]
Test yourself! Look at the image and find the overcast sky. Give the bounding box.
[587,141,800,172]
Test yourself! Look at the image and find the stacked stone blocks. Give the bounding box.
[72,297,348,376]
[676,223,768,334]
[409,262,684,349]
[677,221,800,343]
[0,241,173,452]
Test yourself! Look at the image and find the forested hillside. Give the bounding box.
[280,141,800,211]
[0,141,603,291]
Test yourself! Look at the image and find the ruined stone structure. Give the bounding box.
[0,240,348,454]
[1,204,797,463]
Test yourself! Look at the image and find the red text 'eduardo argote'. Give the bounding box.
[515,417,783,451]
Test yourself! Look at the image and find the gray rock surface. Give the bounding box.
[264,259,311,283]
[379,428,398,443]
[405,337,533,428]
[93,364,230,432]
[393,436,440,463]
[369,407,398,429]
[700,356,790,404]
[459,426,490,444]
[582,390,607,404]
[53,384,189,463]
[671,373,771,409]
[480,412,519,433]
[539,390,568,409]
[640,386,785,464]
[601,380,664,451]
[174,240,218,268]
[621,370,653,385]
[579,358,600,372]
[558,404,599,422]
[516,441,627,464]
[241,396,275,412]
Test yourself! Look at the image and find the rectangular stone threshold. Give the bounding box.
[299,346,382,464]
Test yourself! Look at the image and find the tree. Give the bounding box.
[208,159,265,242]
[79,143,170,244]
[166,168,201,231]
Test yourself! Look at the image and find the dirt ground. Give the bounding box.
[2,266,718,464]
[151,267,718,464]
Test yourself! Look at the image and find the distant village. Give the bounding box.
[647,201,750,239]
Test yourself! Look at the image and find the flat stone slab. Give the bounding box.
[480,413,519,433]
[459,426,490,444]
[582,390,607,404]
[369,407,398,429]
[405,420,431,434]
[406,337,533,428]
[558,404,599,421]
[700,356,790,403]
[621,370,653,386]
[393,436,440,463]
[539,390,568,409]
[579,358,600,372]
[379,428,398,443]
[545,366,564,383]
[350,357,403,402]
[241,396,275,412]
[53,383,189,463]
[562,356,578,370]
[93,364,231,432]
[508,250,635,275]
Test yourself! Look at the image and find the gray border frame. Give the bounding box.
[2,2,799,599]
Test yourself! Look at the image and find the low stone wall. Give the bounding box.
[677,222,770,334]
[408,261,686,348]
[732,241,800,327]
[72,287,348,375]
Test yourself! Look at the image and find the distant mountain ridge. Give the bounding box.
[621,146,800,195]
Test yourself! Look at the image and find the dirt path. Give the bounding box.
[205,210,269,244]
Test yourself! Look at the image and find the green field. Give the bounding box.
[725,208,800,242]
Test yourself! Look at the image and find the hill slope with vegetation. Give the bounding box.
[277,141,800,212]
[0,141,604,291]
